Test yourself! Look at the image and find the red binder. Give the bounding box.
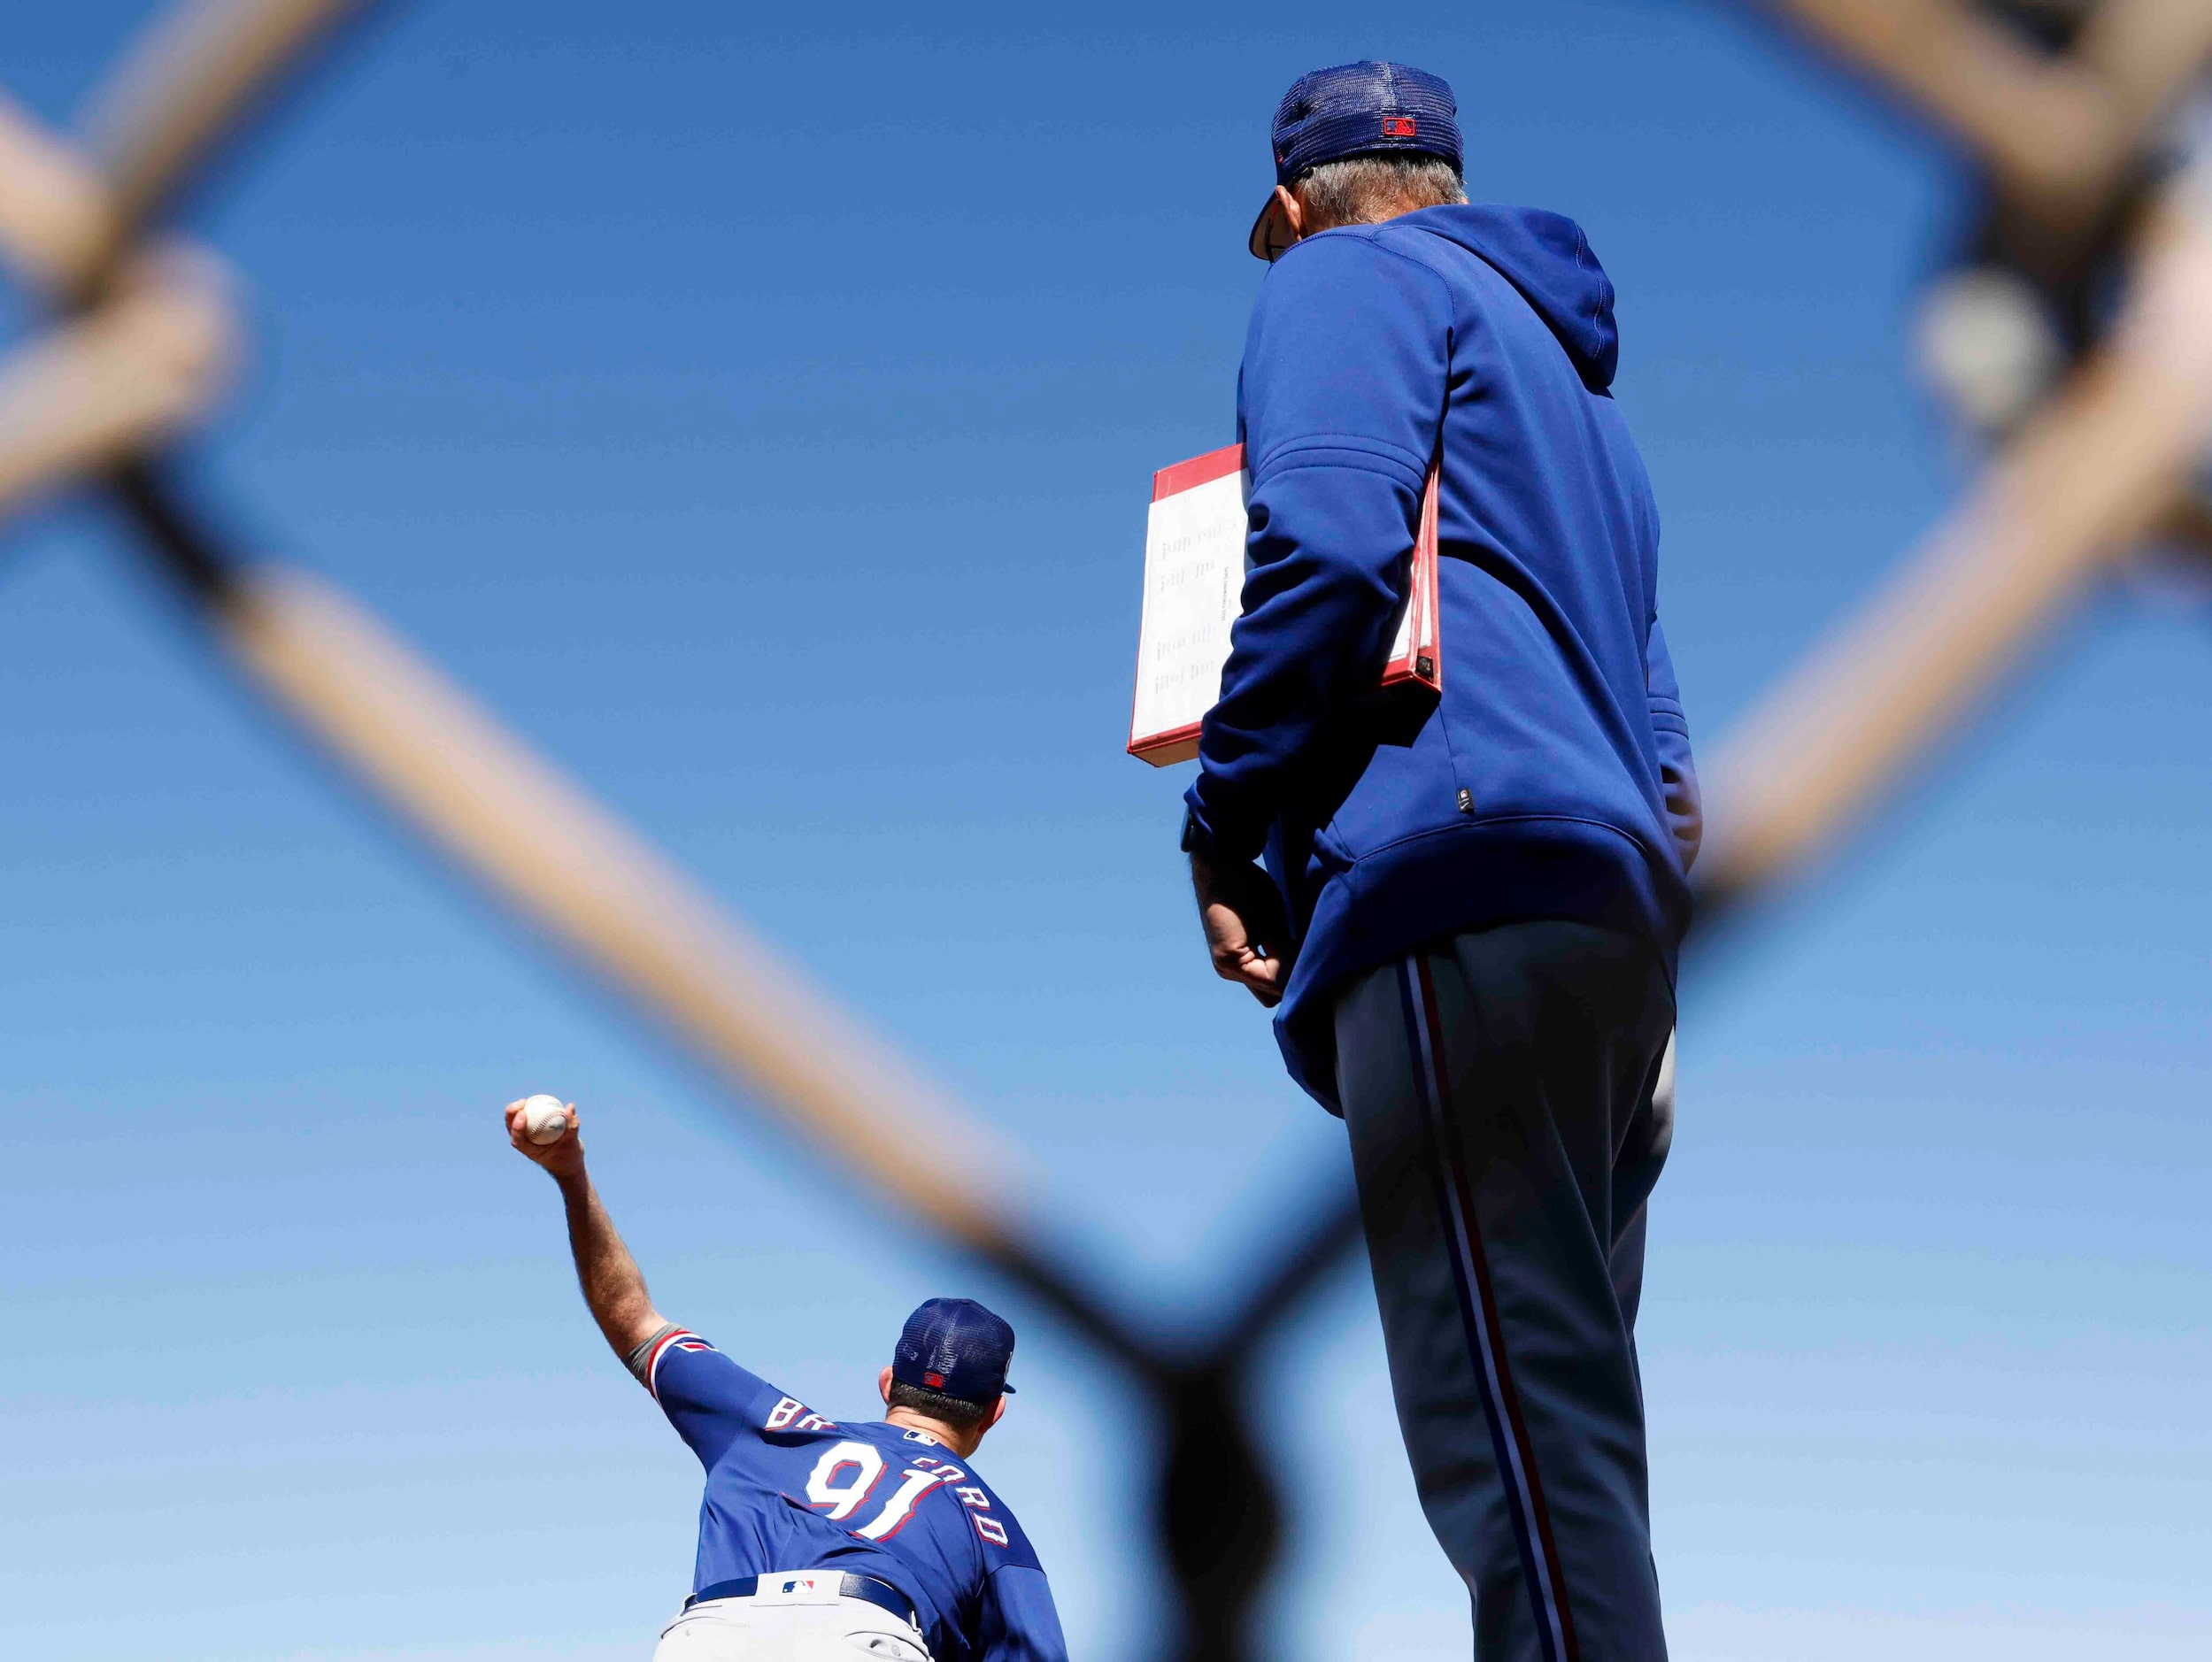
[1128,442,1441,766]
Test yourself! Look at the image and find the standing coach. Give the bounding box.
[1179,62,1702,1662]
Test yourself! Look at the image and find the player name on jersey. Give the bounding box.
[1127,442,1442,766]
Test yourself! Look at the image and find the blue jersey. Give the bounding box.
[630,1324,1068,1662]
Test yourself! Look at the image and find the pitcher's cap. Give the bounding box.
[1251,61,1462,260]
[892,1297,1016,1403]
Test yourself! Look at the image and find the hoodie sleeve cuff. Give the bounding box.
[1180,783,1267,866]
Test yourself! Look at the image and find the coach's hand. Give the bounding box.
[1190,848,1292,1007]
[505,1097,586,1181]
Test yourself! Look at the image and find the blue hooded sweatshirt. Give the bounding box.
[1183,204,1700,1112]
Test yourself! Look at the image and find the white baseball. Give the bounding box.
[520,1094,571,1145]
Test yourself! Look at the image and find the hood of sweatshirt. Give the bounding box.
[1402,204,1620,392]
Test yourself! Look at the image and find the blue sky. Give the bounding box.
[3,3,2208,1659]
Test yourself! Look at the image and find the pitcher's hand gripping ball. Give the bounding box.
[520,1094,571,1145]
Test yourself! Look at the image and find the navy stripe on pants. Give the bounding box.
[1337,922,1675,1661]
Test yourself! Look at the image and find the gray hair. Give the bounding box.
[1292,153,1466,233]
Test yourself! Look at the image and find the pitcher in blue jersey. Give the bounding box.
[505,1096,1069,1662]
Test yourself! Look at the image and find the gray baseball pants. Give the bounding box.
[654,1594,931,1661]
[1335,921,1676,1662]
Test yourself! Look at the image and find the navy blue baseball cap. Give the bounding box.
[893,1297,1016,1403]
[1251,61,1463,261]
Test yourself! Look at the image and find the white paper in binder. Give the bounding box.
[1127,442,1440,766]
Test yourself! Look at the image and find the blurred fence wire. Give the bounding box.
[4,2,2212,1658]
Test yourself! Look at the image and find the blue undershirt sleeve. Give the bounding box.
[1183,232,1454,864]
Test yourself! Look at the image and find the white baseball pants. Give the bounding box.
[654,1594,932,1662]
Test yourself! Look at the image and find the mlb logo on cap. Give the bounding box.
[1249,60,1463,261]
[893,1297,1017,1403]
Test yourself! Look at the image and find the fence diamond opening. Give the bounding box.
[4,3,2209,1657]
